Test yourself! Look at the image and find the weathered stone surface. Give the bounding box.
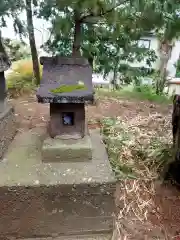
[42,134,92,163]
[48,103,85,139]
[0,105,17,159]
[0,128,115,186]
[0,128,116,238]
[17,234,112,240]
[0,190,115,238]
[37,56,93,104]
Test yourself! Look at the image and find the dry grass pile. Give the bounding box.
[114,180,172,240]
[101,113,176,239]
[101,113,172,179]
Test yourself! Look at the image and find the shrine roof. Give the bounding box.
[36,56,94,104]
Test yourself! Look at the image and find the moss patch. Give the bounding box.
[50,84,87,94]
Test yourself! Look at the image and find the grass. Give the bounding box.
[96,85,171,104]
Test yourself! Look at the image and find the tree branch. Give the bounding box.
[80,0,128,23]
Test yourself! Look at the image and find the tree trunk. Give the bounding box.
[25,0,40,85]
[112,62,118,90]
[72,12,81,56]
[88,56,93,67]
[156,40,172,94]
[112,47,121,90]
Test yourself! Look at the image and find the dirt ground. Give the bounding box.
[8,95,180,239]
[9,94,172,130]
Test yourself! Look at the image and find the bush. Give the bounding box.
[7,59,42,98]
[132,85,170,103]
[134,84,153,93]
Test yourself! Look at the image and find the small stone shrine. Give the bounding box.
[0,34,16,159]
[36,56,116,238]
[37,56,94,162]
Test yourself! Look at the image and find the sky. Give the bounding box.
[2,12,51,52]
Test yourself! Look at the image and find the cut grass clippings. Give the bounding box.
[101,117,173,180]
[100,116,175,239]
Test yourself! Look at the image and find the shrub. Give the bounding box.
[7,59,42,98]
[133,84,170,103]
[134,84,153,93]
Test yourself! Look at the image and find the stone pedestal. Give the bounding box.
[0,105,17,159]
[42,134,92,162]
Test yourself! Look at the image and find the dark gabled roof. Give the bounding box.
[36,56,94,104]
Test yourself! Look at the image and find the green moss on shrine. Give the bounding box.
[50,83,87,94]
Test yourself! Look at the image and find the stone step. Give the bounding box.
[17,234,112,240]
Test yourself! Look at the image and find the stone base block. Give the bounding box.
[42,135,92,162]
[0,105,17,159]
[0,183,116,238]
[17,234,112,239]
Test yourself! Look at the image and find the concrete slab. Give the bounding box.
[0,127,116,238]
[42,135,92,163]
[0,128,115,186]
